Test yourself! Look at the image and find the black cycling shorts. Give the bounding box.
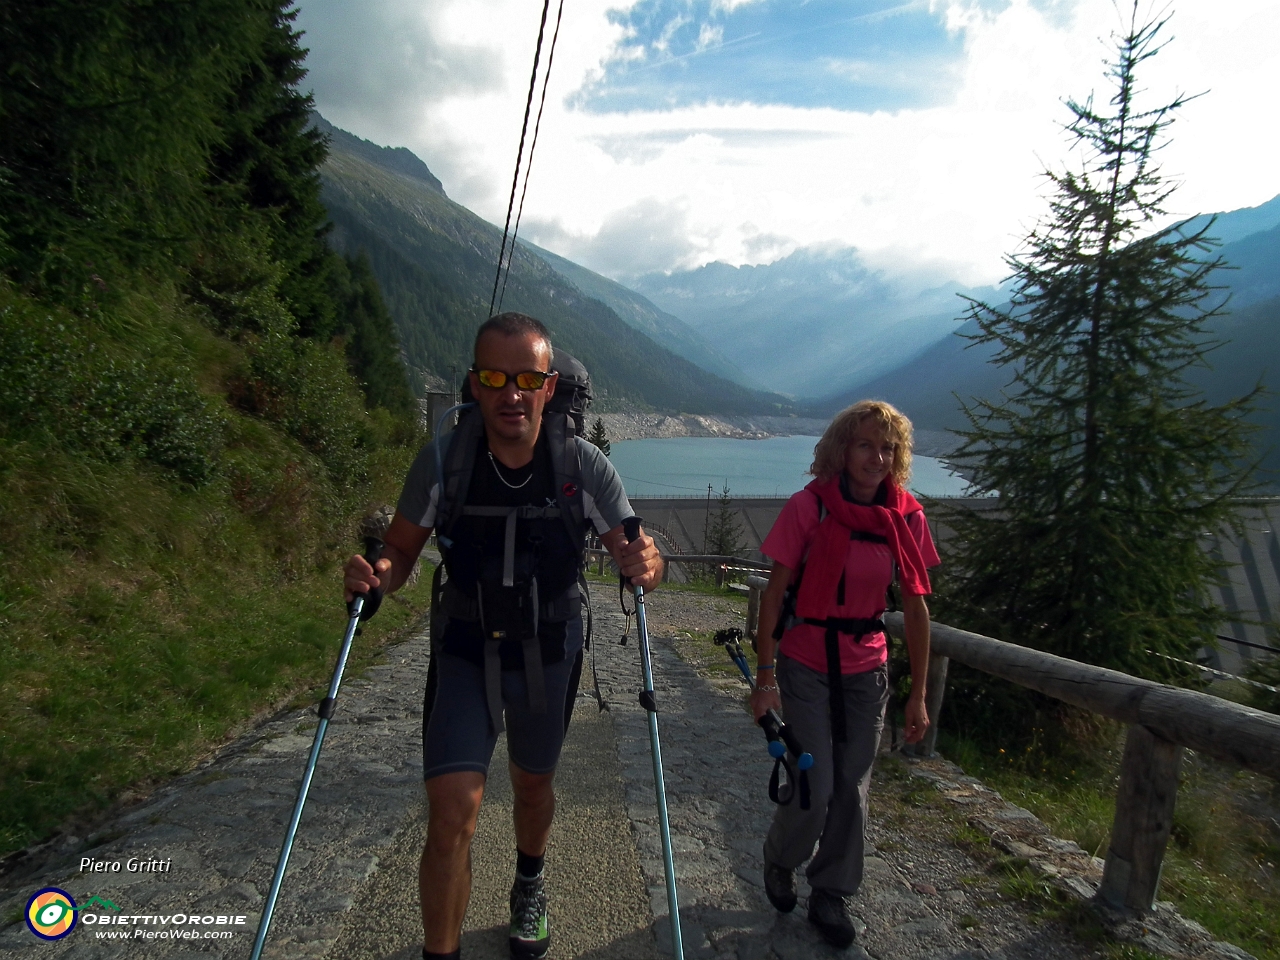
[422,618,584,779]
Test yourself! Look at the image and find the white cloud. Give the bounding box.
[528,197,707,278]
[696,22,725,51]
[298,0,1280,286]
[654,13,691,54]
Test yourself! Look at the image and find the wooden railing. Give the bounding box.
[740,577,1280,914]
[885,615,1280,913]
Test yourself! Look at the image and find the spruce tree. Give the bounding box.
[706,483,747,558]
[588,417,611,457]
[208,0,336,339]
[944,4,1258,680]
[332,253,419,418]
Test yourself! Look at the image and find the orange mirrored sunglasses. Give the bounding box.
[472,368,552,391]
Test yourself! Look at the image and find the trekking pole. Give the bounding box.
[249,535,383,960]
[713,629,813,808]
[622,516,684,960]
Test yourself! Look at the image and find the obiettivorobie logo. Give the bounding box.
[25,888,119,941]
[24,886,247,943]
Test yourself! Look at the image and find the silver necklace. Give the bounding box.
[488,451,533,489]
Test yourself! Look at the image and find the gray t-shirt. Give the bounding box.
[396,433,633,536]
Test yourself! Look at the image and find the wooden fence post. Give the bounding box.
[1098,724,1183,912]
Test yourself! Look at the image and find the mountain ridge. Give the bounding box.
[633,246,997,398]
[315,117,794,416]
[313,113,446,195]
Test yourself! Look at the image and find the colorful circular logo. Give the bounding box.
[26,887,78,941]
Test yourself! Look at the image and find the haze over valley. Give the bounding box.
[316,113,1280,475]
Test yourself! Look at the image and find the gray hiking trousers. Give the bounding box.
[763,655,890,896]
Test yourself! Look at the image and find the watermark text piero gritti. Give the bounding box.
[80,856,173,873]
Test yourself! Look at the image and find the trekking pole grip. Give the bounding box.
[620,516,642,591]
[350,536,386,620]
[779,721,814,771]
[622,516,641,543]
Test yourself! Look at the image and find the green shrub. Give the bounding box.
[232,330,374,483]
[185,221,295,338]
[0,299,224,484]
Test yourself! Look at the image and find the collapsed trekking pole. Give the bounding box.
[622,516,684,960]
[713,628,813,809]
[249,535,384,960]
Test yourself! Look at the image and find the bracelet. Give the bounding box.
[756,683,779,693]
[757,664,775,671]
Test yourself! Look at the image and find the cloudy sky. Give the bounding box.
[295,0,1280,286]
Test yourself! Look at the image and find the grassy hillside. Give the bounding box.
[319,133,796,415]
[0,0,427,857]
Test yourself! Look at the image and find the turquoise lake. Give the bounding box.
[610,435,969,499]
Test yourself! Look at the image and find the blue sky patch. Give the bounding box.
[576,0,969,113]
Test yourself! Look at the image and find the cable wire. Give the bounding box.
[497,0,567,314]
[490,0,554,318]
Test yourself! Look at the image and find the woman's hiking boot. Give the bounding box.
[807,887,855,948]
[509,873,550,960]
[763,859,797,913]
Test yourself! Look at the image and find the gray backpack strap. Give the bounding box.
[476,582,508,735]
[525,578,547,713]
[545,414,586,549]
[429,563,446,654]
[436,412,484,549]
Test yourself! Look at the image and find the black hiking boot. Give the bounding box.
[808,887,855,948]
[763,860,797,913]
[509,873,550,960]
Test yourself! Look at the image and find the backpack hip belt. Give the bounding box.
[440,577,582,624]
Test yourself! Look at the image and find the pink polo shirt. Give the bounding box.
[760,488,941,675]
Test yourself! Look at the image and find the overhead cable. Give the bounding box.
[489,0,556,318]
[497,0,567,314]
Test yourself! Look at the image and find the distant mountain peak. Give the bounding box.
[311,113,446,196]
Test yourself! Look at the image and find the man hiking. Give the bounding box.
[343,312,663,960]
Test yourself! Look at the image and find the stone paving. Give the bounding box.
[0,587,1260,960]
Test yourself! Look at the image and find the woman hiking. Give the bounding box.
[750,399,940,948]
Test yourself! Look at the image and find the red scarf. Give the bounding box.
[795,476,931,620]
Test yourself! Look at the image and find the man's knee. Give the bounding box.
[510,765,555,806]
[425,772,485,850]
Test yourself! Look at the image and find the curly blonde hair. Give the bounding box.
[809,399,914,486]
